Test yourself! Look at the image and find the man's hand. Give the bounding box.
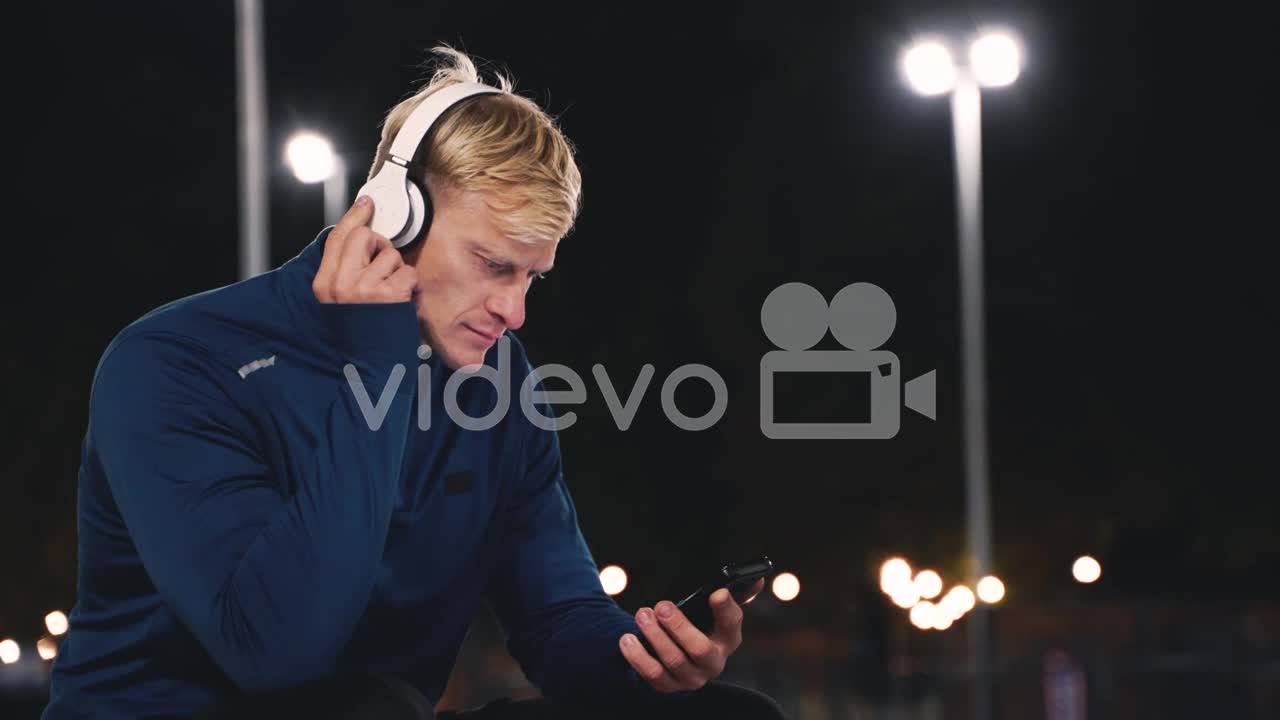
[618,578,765,693]
[312,196,419,304]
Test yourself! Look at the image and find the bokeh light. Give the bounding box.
[913,569,943,599]
[0,639,19,665]
[1073,555,1102,584]
[940,585,976,619]
[772,572,801,602]
[909,600,939,630]
[977,575,1006,604]
[46,610,69,636]
[599,565,628,596]
[37,637,58,661]
[880,558,913,596]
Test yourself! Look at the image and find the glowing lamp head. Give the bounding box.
[902,40,957,95]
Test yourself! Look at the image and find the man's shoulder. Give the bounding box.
[96,271,296,387]
[126,270,287,334]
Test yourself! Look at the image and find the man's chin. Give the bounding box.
[436,344,488,372]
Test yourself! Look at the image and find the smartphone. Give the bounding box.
[674,556,774,633]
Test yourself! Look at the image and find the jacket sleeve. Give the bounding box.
[91,302,419,692]
[483,381,664,703]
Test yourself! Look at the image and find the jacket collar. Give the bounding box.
[278,226,337,345]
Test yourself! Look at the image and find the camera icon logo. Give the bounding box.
[759,282,935,439]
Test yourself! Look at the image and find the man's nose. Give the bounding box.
[487,284,526,331]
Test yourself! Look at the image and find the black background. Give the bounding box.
[6,0,1276,643]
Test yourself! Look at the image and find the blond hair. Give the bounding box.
[367,46,581,246]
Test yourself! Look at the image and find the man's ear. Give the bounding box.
[399,239,424,265]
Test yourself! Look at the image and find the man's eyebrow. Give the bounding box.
[468,241,509,264]
[469,240,553,275]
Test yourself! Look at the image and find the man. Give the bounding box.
[44,47,785,719]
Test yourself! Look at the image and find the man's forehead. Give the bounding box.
[439,187,557,267]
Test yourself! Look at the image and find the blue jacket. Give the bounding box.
[45,229,649,718]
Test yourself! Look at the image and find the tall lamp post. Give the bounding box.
[900,28,1023,720]
[234,0,268,279]
[285,131,348,227]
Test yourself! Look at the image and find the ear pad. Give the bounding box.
[395,178,432,249]
[358,166,412,243]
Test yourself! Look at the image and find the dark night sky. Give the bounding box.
[5,1,1276,634]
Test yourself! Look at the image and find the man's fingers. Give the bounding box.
[315,197,374,295]
[385,266,420,301]
[331,196,374,245]
[619,634,681,693]
[357,240,405,286]
[636,608,695,684]
[642,605,714,687]
[710,587,748,651]
[353,259,417,304]
[312,196,417,305]
[333,229,389,300]
[654,601,719,674]
[622,589,755,694]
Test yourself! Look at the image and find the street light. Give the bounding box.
[969,31,1023,88]
[285,131,349,227]
[901,40,957,96]
[235,0,268,280]
[901,27,1023,720]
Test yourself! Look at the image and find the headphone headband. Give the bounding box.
[386,81,502,166]
[358,81,502,248]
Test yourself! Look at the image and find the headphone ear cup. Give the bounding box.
[395,179,430,249]
[357,166,412,242]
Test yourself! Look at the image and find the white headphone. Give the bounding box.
[356,82,502,248]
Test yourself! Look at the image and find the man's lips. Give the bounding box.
[463,324,501,343]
